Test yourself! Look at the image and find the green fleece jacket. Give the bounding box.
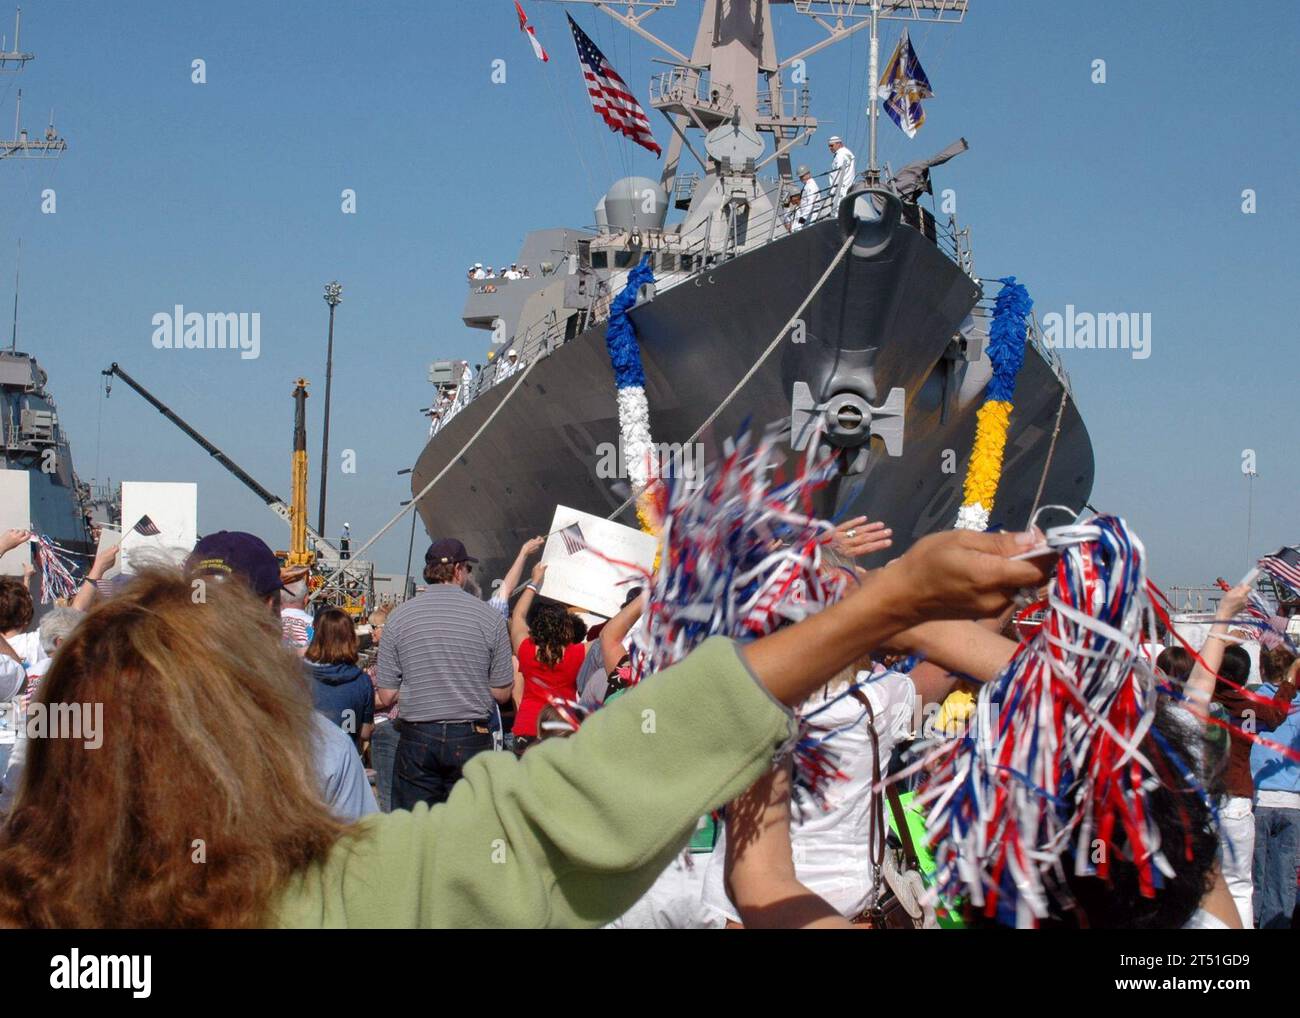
[273,637,795,927]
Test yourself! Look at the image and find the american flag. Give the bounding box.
[132,514,161,536]
[557,522,588,556]
[515,2,548,63]
[567,14,661,157]
[1240,597,1287,650]
[1260,546,1300,595]
[1221,569,1293,652]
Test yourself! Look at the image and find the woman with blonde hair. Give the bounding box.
[0,527,1050,927]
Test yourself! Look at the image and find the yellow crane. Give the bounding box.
[102,363,373,613]
[285,378,315,569]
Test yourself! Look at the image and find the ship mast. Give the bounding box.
[553,1,966,199]
[0,6,32,69]
[0,7,67,160]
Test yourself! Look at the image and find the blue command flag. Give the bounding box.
[878,28,934,139]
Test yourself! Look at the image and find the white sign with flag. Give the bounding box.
[120,481,198,573]
[538,504,656,619]
[0,469,31,577]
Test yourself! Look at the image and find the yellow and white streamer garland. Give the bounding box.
[955,277,1032,531]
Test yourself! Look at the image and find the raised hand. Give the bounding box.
[1215,581,1253,625]
[743,529,1052,709]
[887,529,1054,626]
[828,516,892,559]
[0,529,31,555]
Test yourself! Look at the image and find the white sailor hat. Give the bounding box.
[474,262,482,267]
[797,165,811,176]
[507,348,518,358]
[828,135,842,144]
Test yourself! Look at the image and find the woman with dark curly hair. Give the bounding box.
[508,563,585,755]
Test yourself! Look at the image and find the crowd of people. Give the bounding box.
[0,503,1293,931]
[467,262,532,282]
[427,350,524,438]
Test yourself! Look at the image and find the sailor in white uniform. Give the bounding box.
[827,135,857,212]
[496,348,519,382]
[795,165,821,228]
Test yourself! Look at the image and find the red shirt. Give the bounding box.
[513,638,585,738]
[1215,682,1295,799]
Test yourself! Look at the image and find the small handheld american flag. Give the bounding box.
[132,514,162,536]
[567,14,661,157]
[1222,546,1300,651]
[556,522,588,556]
[1260,546,1300,595]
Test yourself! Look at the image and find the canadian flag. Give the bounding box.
[515,2,549,63]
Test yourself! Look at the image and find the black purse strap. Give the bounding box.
[849,689,887,874]
[850,688,921,874]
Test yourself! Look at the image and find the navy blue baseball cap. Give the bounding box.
[188,531,284,598]
[425,538,478,567]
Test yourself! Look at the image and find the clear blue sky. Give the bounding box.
[0,0,1295,585]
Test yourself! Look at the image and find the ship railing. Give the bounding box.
[930,211,975,278]
[453,177,988,417]
[1165,586,1230,616]
[457,176,823,408]
[649,67,734,116]
[1027,311,1071,393]
[974,291,1072,394]
[466,313,570,401]
[757,85,812,120]
[672,172,699,208]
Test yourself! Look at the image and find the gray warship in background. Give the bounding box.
[412,0,1093,589]
[0,11,96,558]
[0,350,95,551]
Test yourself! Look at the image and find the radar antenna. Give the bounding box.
[0,9,68,159]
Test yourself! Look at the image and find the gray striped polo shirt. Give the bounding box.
[376,584,514,722]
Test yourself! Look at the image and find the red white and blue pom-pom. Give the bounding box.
[624,423,871,801]
[33,533,79,604]
[905,515,1179,927]
[629,423,851,682]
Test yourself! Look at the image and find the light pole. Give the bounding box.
[399,468,419,600]
[1245,466,1258,571]
[318,281,343,539]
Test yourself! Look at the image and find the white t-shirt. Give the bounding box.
[0,630,51,807]
[0,630,45,702]
[606,852,725,930]
[701,669,916,923]
[281,607,314,650]
[1182,907,1231,930]
[1256,789,1300,810]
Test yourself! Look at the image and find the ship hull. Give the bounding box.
[0,355,92,562]
[413,219,1094,590]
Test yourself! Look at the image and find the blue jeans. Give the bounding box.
[1252,805,1300,929]
[370,721,400,813]
[392,720,493,810]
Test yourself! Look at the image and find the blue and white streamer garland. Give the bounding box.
[604,254,660,532]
